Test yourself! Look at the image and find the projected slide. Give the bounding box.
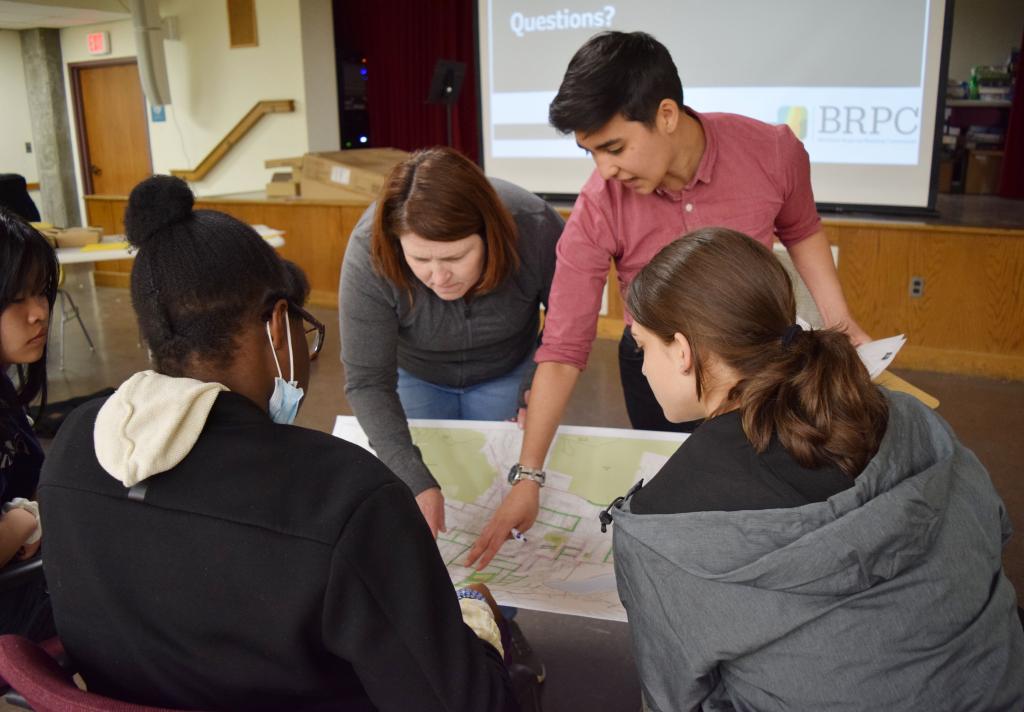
[479,0,946,208]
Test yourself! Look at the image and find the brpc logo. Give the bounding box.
[777,106,808,140]
[817,105,919,135]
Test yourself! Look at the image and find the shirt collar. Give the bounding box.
[655,105,716,200]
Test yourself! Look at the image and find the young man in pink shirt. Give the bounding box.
[466,31,868,569]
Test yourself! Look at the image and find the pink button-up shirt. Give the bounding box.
[536,108,822,369]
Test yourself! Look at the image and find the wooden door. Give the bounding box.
[72,60,153,195]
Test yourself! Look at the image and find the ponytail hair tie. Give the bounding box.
[781,323,803,348]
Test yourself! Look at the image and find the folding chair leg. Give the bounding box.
[57,288,95,371]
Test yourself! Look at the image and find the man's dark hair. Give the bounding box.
[549,31,684,136]
[124,175,306,375]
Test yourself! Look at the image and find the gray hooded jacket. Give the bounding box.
[612,392,1024,711]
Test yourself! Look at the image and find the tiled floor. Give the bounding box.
[28,265,1024,711]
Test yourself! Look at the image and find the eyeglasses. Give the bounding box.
[291,303,326,361]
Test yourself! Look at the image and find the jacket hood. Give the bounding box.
[94,370,229,487]
[612,392,964,597]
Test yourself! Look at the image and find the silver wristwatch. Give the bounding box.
[507,464,546,487]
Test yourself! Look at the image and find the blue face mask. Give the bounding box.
[266,312,305,425]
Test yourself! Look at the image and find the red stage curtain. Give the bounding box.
[998,28,1023,198]
[334,0,480,162]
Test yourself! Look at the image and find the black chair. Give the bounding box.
[0,175,41,222]
[0,557,43,596]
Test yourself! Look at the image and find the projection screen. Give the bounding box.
[477,0,951,211]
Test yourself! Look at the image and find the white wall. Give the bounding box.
[948,0,1024,82]
[0,30,39,185]
[59,0,315,211]
[149,0,310,195]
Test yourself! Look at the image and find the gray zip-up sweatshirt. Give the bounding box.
[339,179,564,494]
[611,391,1024,711]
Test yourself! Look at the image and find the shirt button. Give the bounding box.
[685,203,694,212]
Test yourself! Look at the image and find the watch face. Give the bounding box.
[507,465,518,484]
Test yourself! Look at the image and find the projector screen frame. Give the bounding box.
[474,0,956,218]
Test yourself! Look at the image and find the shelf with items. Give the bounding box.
[941,102,1011,195]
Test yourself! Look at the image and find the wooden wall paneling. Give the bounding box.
[981,234,1024,356]
[265,204,340,306]
[195,200,356,307]
[85,199,114,234]
[907,231,987,352]
[828,225,898,338]
[86,197,132,288]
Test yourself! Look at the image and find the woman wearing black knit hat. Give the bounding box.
[39,176,519,711]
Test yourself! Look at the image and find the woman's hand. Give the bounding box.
[465,481,540,570]
[0,507,39,567]
[415,487,447,539]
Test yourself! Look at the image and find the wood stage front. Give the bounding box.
[85,194,1024,380]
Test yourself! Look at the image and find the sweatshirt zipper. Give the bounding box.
[463,300,472,386]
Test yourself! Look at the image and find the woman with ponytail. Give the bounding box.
[607,227,1023,711]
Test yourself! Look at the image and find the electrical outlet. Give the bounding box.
[24,142,31,153]
[909,276,924,298]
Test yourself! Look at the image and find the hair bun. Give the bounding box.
[124,175,194,248]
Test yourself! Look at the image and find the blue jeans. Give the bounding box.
[397,354,533,421]
[400,359,528,620]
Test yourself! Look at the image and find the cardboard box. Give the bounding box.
[298,179,378,202]
[54,226,103,248]
[264,156,304,171]
[265,171,300,198]
[300,148,410,198]
[965,149,1003,195]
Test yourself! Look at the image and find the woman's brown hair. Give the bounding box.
[370,147,519,298]
[627,227,888,477]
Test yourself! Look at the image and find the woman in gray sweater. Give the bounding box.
[339,147,563,537]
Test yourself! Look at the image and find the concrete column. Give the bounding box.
[300,0,340,152]
[20,28,81,227]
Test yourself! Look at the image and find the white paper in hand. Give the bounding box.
[856,334,907,379]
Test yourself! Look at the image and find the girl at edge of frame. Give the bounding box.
[339,146,564,537]
[0,207,58,641]
[607,226,1024,711]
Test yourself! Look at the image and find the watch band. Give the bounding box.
[508,464,546,487]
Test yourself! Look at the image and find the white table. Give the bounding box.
[52,225,287,369]
[56,225,286,265]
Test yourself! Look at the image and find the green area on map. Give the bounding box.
[411,427,494,502]
[548,434,681,504]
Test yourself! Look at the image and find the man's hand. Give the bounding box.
[415,487,446,539]
[465,481,540,570]
[838,317,871,347]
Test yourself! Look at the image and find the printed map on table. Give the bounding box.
[332,417,686,621]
